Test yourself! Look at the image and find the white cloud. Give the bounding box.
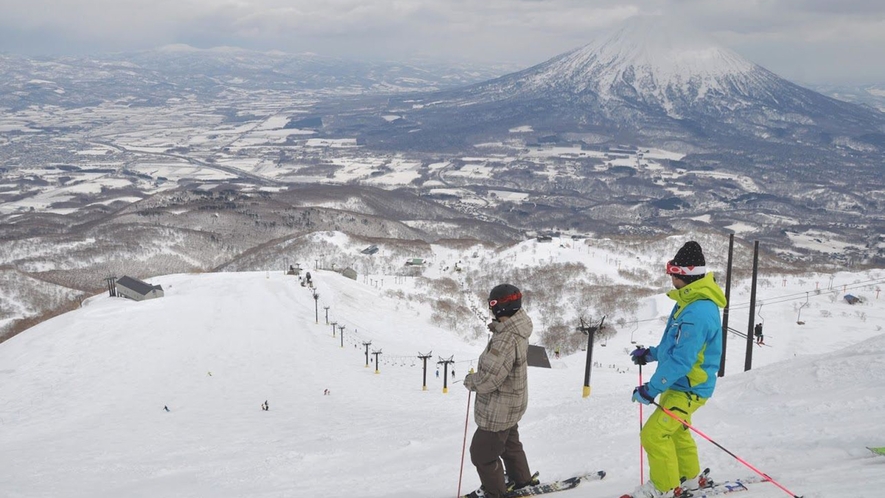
[0,0,884,83]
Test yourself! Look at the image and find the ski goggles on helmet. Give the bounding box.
[665,260,706,276]
[488,292,521,309]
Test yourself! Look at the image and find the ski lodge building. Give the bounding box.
[116,276,164,301]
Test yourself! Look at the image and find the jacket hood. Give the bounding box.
[667,272,727,316]
[501,308,533,340]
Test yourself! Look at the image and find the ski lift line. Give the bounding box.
[729,277,885,307]
[725,326,773,344]
[622,277,885,327]
[334,277,884,362]
[731,291,826,311]
[726,326,749,339]
[731,276,885,304]
[727,278,885,311]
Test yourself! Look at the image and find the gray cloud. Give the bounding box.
[0,0,883,84]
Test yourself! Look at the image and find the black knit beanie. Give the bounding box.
[666,241,706,284]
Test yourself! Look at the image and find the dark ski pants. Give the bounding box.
[470,423,532,498]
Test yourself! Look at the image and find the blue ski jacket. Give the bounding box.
[647,273,727,399]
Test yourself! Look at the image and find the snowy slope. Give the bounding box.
[1,256,884,497]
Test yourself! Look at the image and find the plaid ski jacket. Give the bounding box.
[464,308,533,432]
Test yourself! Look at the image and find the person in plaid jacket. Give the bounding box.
[463,284,536,498]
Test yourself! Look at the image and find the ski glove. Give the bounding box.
[488,320,505,333]
[630,347,652,366]
[632,384,656,405]
[464,373,475,391]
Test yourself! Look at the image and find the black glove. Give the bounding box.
[630,347,652,365]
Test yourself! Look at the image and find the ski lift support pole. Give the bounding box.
[744,240,759,372]
[579,315,604,398]
[719,233,734,377]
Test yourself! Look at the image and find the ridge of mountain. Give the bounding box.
[0,49,513,109]
[812,82,885,112]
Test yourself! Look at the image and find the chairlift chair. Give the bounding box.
[796,292,809,325]
[754,301,772,342]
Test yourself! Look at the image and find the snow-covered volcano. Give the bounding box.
[517,16,769,115]
[476,15,882,129]
[378,15,885,157]
[521,18,750,99]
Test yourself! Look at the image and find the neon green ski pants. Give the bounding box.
[640,390,708,492]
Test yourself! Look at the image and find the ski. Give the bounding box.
[619,475,767,498]
[507,470,606,497]
[868,446,885,456]
[685,478,753,498]
[461,470,606,498]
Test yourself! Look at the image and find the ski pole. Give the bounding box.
[638,362,644,485]
[457,390,472,498]
[652,401,803,498]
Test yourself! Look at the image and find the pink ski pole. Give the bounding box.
[639,363,644,485]
[653,401,802,497]
[457,391,472,498]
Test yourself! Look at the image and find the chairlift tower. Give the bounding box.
[577,316,605,398]
[418,351,433,391]
[372,350,382,374]
[312,290,320,324]
[437,356,455,393]
[363,341,372,367]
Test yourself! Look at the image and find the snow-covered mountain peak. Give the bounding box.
[589,15,755,79]
[523,15,763,107]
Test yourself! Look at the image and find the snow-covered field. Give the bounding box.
[0,92,692,217]
[1,256,884,497]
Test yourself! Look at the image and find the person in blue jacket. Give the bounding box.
[628,241,727,498]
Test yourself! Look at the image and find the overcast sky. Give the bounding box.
[1,0,884,85]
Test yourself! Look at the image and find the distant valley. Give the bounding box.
[2,22,885,341]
